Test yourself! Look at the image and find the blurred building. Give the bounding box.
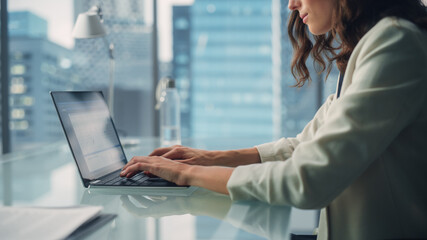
[173,0,276,139]
[173,0,338,140]
[6,12,75,200]
[9,11,76,150]
[172,6,192,138]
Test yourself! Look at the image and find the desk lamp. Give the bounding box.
[72,5,116,117]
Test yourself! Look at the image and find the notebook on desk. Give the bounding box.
[51,91,196,196]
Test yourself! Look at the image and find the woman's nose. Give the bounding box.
[288,0,301,11]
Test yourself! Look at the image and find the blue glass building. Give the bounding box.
[173,0,338,140]
[9,11,47,39]
[172,6,192,139]
[188,0,276,139]
[9,11,75,150]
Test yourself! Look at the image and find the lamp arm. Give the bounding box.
[103,37,115,117]
[102,37,114,60]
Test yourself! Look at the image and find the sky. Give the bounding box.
[9,0,194,62]
[9,0,74,48]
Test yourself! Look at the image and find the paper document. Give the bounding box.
[0,205,104,240]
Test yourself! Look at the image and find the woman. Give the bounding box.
[121,0,427,239]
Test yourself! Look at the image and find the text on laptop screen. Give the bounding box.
[52,92,126,180]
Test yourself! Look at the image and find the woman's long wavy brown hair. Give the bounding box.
[288,0,427,87]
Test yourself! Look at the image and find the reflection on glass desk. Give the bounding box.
[0,137,318,240]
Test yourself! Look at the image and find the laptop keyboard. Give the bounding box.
[108,173,149,186]
[94,170,165,186]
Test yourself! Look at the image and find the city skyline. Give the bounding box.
[9,0,193,62]
[6,0,337,151]
[8,11,76,150]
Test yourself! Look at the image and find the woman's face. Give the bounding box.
[288,0,335,35]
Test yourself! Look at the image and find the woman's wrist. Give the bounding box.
[182,164,233,195]
[182,164,199,186]
[212,147,261,167]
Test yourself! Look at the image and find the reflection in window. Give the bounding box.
[175,18,189,30]
[10,84,26,94]
[59,57,72,69]
[12,52,23,60]
[11,109,25,119]
[10,120,29,130]
[10,64,26,75]
[11,76,24,84]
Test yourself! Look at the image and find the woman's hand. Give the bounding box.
[120,154,235,195]
[120,156,192,186]
[149,145,220,166]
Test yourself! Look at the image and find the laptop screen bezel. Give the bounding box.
[51,91,128,187]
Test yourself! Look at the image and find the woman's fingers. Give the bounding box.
[149,145,182,156]
[161,147,188,159]
[120,156,191,186]
[122,156,141,171]
[121,163,149,177]
[121,157,151,177]
[149,147,172,156]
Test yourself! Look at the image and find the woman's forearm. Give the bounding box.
[181,148,261,194]
[184,165,234,195]
[212,147,261,167]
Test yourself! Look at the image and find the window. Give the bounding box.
[3,0,337,151]
[7,0,154,151]
[10,64,26,75]
[0,3,3,153]
[169,0,337,140]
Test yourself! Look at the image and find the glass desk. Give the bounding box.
[0,137,318,240]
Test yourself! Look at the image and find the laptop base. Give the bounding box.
[88,185,199,197]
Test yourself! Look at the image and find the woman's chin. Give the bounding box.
[308,25,331,36]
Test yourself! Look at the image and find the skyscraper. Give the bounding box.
[186,0,277,139]
[172,6,192,138]
[9,11,76,150]
[173,0,338,140]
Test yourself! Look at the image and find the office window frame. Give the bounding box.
[1,0,11,154]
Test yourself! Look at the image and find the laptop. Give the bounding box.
[51,91,196,196]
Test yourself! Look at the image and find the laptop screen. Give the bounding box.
[51,91,127,181]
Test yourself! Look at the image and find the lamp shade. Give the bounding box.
[72,12,106,39]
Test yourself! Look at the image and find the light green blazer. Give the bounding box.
[227,17,427,240]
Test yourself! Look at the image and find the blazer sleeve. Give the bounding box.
[256,94,335,162]
[227,19,427,208]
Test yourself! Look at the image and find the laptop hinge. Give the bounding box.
[90,180,101,184]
